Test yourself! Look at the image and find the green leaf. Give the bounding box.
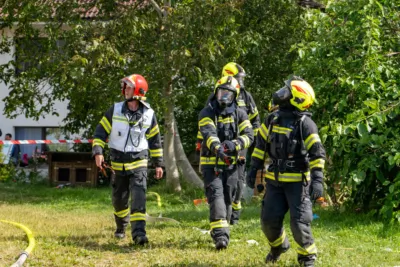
[357,122,369,137]
[320,126,329,135]
[389,185,394,194]
[363,99,378,110]
[184,49,192,57]
[375,0,384,17]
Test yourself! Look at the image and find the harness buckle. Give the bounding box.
[285,160,295,168]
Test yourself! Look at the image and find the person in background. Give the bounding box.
[5,133,20,166]
[198,75,254,249]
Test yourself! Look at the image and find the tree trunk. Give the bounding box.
[174,122,204,188]
[163,85,181,192]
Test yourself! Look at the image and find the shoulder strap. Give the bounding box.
[298,115,307,156]
[243,90,254,113]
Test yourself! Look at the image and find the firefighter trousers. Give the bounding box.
[231,153,246,224]
[112,168,147,240]
[261,180,317,264]
[202,167,238,244]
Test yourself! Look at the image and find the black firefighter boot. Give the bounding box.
[133,235,149,246]
[114,213,129,239]
[265,243,290,263]
[215,239,228,250]
[298,254,316,267]
[131,219,148,246]
[114,229,126,239]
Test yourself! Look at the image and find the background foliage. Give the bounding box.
[1,0,400,222]
[293,0,400,223]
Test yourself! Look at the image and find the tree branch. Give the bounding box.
[149,0,164,19]
[386,52,400,57]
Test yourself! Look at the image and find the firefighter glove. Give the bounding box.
[246,167,258,189]
[222,140,236,153]
[310,180,324,201]
[216,146,227,162]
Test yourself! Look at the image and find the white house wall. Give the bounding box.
[0,26,69,140]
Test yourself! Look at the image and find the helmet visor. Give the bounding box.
[217,88,235,106]
[121,78,135,89]
[272,86,292,105]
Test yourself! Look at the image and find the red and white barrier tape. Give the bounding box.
[0,139,94,145]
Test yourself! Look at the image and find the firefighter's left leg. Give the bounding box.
[129,168,148,245]
[223,167,238,226]
[285,182,316,266]
[231,154,246,225]
[261,181,290,263]
[112,171,130,238]
[203,168,230,250]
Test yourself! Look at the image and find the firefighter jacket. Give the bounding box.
[251,108,326,183]
[198,99,254,169]
[197,89,260,150]
[92,101,163,173]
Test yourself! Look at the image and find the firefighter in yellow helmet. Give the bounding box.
[92,74,164,246]
[196,62,260,225]
[247,76,325,267]
[198,76,254,250]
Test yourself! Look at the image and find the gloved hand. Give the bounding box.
[216,146,227,162]
[221,140,236,153]
[195,141,201,152]
[246,167,258,189]
[310,180,324,201]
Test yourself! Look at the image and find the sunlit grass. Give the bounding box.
[0,182,399,267]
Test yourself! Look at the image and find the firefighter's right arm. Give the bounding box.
[250,115,272,170]
[92,106,114,158]
[196,93,215,151]
[198,108,221,152]
[246,92,261,135]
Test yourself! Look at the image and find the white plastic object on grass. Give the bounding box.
[193,227,210,235]
[246,240,259,245]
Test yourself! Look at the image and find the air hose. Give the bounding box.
[147,191,162,208]
[0,220,35,267]
[146,191,180,224]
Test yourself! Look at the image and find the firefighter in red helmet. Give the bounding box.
[93,74,164,245]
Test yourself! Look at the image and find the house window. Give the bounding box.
[15,127,72,159]
[15,127,44,158]
[45,127,73,152]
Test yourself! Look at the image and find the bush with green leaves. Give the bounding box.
[0,164,16,182]
[293,0,400,223]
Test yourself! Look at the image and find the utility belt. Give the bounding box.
[110,148,148,163]
[269,158,309,174]
[268,158,310,183]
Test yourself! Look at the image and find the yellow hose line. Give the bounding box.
[147,191,162,208]
[0,219,35,256]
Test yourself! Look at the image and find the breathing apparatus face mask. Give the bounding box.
[236,76,245,90]
[272,85,292,106]
[217,88,235,108]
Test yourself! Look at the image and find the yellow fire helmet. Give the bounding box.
[287,78,315,111]
[221,62,246,78]
[214,76,240,96]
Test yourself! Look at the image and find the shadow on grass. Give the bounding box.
[55,233,218,253]
[0,183,110,206]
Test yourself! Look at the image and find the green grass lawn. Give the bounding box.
[0,181,399,267]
